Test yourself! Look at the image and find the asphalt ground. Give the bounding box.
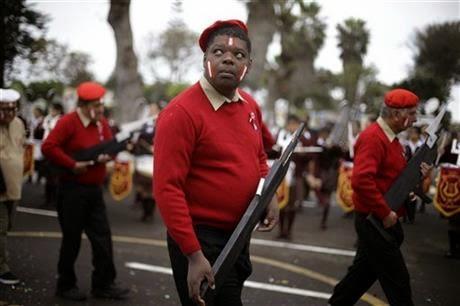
[0,181,459,306]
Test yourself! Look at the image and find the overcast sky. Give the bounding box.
[30,0,460,121]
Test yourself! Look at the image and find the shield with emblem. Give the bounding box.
[109,159,133,201]
[276,178,290,210]
[433,165,460,217]
[336,161,354,213]
[23,143,34,177]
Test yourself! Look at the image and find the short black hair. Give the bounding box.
[51,102,64,114]
[287,114,300,123]
[206,26,251,54]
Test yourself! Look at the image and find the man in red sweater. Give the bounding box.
[329,89,431,305]
[154,20,279,306]
[42,82,129,301]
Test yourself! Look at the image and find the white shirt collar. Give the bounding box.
[377,117,397,142]
[199,76,246,111]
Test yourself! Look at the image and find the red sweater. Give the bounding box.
[153,82,268,254]
[351,122,407,220]
[42,111,112,185]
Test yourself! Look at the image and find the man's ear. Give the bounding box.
[247,57,253,73]
[203,53,207,66]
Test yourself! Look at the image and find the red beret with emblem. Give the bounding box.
[384,88,419,108]
[77,82,106,102]
[198,19,248,52]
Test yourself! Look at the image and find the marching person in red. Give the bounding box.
[42,82,129,301]
[329,89,431,305]
[154,20,278,306]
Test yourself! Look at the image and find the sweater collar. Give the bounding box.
[199,76,245,111]
[77,108,101,128]
[377,117,397,142]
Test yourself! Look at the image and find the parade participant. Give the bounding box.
[306,126,341,230]
[29,105,46,183]
[132,102,160,222]
[276,114,310,239]
[329,88,431,306]
[41,102,64,207]
[154,20,278,306]
[43,102,64,140]
[0,89,25,285]
[403,126,424,223]
[42,82,129,301]
[437,131,460,259]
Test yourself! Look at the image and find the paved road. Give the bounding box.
[0,182,458,306]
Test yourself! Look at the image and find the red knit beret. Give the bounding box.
[384,89,419,108]
[198,19,248,52]
[77,82,106,102]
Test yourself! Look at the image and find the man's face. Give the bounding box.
[0,102,18,125]
[396,107,418,132]
[81,100,104,122]
[203,35,251,95]
[286,120,300,134]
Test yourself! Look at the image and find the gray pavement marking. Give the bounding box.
[16,205,356,257]
[251,238,356,257]
[9,231,386,305]
[125,262,332,300]
[16,206,58,217]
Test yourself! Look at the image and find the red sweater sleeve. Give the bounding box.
[351,134,392,220]
[261,121,275,152]
[41,116,76,169]
[153,104,200,255]
[256,107,269,177]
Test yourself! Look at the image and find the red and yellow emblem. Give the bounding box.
[23,143,34,177]
[109,159,133,201]
[336,161,354,213]
[276,178,290,210]
[434,165,460,217]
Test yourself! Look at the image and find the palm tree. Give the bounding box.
[336,18,370,104]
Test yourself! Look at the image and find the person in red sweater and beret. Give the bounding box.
[329,88,432,306]
[42,82,129,301]
[154,20,279,306]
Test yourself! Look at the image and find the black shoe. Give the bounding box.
[0,272,19,285]
[420,194,432,205]
[56,286,87,301]
[92,283,130,299]
[445,251,460,259]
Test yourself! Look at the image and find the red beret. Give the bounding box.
[77,82,106,102]
[384,88,419,108]
[199,19,248,52]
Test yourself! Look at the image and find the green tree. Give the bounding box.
[10,39,94,88]
[144,1,198,83]
[398,21,460,104]
[143,81,188,103]
[336,18,370,104]
[414,21,460,83]
[24,80,64,102]
[265,0,327,120]
[61,51,94,87]
[1,0,48,87]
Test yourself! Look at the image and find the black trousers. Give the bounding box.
[167,226,252,306]
[329,213,413,306]
[56,182,116,290]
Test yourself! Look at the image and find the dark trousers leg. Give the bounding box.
[56,185,85,290]
[329,242,378,305]
[330,215,413,306]
[141,197,155,221]
[84,188,116,289]
[167,227,251,306]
